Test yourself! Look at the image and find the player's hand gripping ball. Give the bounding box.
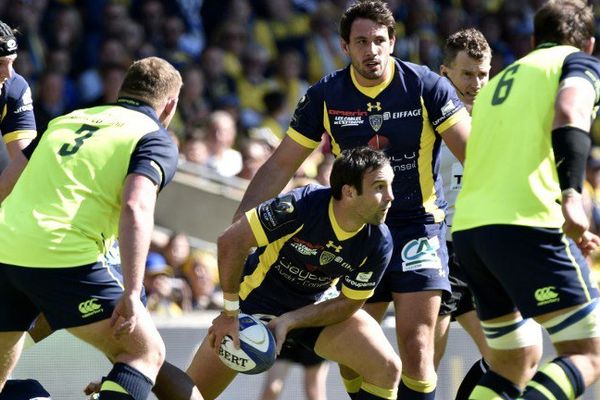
[218,313,277,374]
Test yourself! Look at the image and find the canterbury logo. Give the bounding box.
[326,240,342,253]
[78,298,102,317]
[534,286,559,304]
[367,102,382,112]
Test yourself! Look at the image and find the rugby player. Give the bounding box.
[0,57,181,400]
[232,2,470,398]
[453,1,600,398]
[433,28,500,400]
[188,147,401,400]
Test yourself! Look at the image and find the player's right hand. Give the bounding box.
[208,312,240,354]
[110,294,143,338]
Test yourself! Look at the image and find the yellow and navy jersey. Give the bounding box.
[454,45,600,232]
[288,58,469,225]
[1,72,36,144]
[0,99,178,268]
[241,185,393,316]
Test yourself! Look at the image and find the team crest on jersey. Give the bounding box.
[368,114,383,132]
[291,95,309,124]
[319,251,336,265]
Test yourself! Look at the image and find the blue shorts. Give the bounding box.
[439,241,475,318]
[0,260,126,331]
[368,222,450,303]
[0,379,51,400]
[453,225,600,321]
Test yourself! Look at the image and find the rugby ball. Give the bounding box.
[218,313,277,374]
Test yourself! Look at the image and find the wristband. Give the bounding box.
[224,298,240,312]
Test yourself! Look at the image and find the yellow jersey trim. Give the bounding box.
[437,108,469,134]
[350,62,396,99]
[287,127,320,149]
[4,129,37,144]
[239,228,301,300]
[246,209,269,247]
[419,98,445,222]
[341,285,373,300]
[329,199,363,240]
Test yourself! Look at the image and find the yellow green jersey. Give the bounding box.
[0,99,178,267]
[453,45,600,232]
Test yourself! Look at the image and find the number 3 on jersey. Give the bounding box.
[58,124,99,156]
[491,64,520,105]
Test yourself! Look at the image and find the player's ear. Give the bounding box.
[342,184,356,199]
[340,39,350,55]
[440,65,448,77]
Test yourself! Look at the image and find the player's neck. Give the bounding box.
[331,199,364,233]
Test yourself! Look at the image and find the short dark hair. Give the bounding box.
[330,147,390,200]
[442,28,491,67]
[534,0,594,49]
[118,56,182,109]
[339,1,396,43]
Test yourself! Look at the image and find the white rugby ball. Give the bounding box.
[218,313,277,374]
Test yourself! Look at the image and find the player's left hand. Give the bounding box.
[110,294,143,338]
[267,315,293,355]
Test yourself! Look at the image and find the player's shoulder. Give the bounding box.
[290,183,330,203]
[313,66,351,90]
[4,72,32,99]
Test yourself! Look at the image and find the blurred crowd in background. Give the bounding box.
[6,0,600,314]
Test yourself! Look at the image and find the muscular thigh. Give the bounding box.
[368,223,450,304]
[453,225,599,321]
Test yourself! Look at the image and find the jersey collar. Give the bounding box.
[350,58,396,99]
[328,199,365,241]
[116,97,160,123]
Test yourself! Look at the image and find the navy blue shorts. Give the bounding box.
[453,225,599,321]
[439,241,475,318]
[0,379,51,400]
[368,222,450,303]
[0,260,126,331]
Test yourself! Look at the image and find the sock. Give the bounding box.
[469,370,521,399]
[521,356,584,399]
[356,381,397,399]
[343,375,363,399]
[455,358,490,400]
[99,362,153,400]
[397,374,437,399]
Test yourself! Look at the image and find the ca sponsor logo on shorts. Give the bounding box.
[78,298,103,318]
[401,236,442,272]
[534,286,560,306]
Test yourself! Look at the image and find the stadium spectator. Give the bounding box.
[161,231,192,278]
[181,250,222,311]
[237,138,272,181]
[187,147,401,400]
[453,1,600,398]
[203,110,243,178]
[144,252,190,317]
[199,46,238,111]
